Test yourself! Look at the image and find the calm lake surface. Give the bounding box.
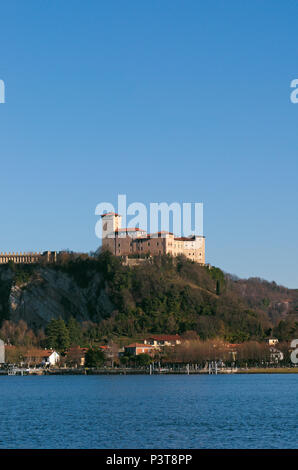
[0,374,297,449]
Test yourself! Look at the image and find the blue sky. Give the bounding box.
[0,0,297,287]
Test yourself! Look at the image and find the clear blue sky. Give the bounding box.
[0,0,297,287]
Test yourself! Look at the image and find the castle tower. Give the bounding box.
[101,212,122,239]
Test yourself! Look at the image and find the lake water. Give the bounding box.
[0,374,297,449]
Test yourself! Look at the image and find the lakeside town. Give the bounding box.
[1,331,297,376]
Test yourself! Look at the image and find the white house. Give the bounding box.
[144,335,182,348]
[42,350,60,365]
[24,349,60,366]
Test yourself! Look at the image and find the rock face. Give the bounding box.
[0,266,114,329]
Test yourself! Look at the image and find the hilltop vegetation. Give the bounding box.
[0,251,297,347]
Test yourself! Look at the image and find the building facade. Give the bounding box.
[124,343,156,356]
[101,213,205,264]
[22,349,60,366]
[144,335,182,347]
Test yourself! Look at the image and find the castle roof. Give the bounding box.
[115,228,143,232]
[101,212,120,217]
[174,236,195,241]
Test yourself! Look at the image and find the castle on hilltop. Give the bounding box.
[0,212,205,266]
[101,212,205,264]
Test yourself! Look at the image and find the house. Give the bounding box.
[124,343,156,356]
[266,338,279,346]
[99,345,112,357]
[144,335,182,348]
[23,349,60,366]
[43,350,60,365]
[66,345,117,366]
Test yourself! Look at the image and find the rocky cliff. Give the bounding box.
[0,264,114,329]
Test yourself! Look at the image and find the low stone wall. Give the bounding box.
[0,251,57,265]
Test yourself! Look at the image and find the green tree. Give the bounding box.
[119,355,130,367]
[67,316,82,346]
[85,348,105,368]
[46,317,70,351]
[136,353,152,367]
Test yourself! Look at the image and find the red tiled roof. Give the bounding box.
[115,228,143,232]
[174,236,195,241]
[146,335,181,341]
[101,212,120,217]
[225,343,241,349]
[149,231,173,237]
[125,343,155,348]
[24,349,57,358]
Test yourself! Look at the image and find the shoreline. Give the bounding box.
[1,367,298,376]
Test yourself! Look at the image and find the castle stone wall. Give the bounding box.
[0,251,57,265]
